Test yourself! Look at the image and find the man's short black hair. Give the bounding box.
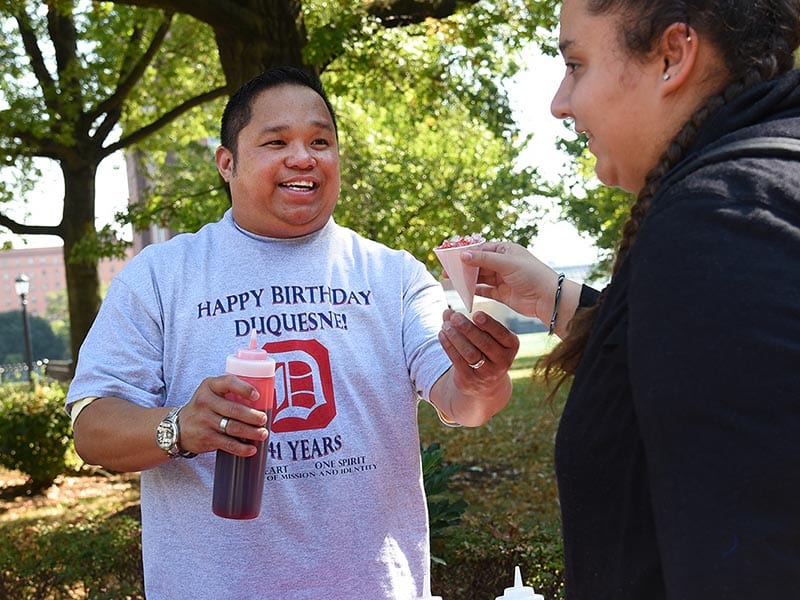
[220,66,338,159]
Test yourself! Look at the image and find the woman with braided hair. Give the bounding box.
[463,0,800,596]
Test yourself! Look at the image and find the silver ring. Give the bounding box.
[468,358,486,370]
[219,417,230,434]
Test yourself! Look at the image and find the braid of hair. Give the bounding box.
[537,62,772,390]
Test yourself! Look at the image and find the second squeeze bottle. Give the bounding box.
[212,331,276,519]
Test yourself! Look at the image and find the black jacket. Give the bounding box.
[556,70,800,599]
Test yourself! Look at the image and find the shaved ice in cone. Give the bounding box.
[434,234,486,312]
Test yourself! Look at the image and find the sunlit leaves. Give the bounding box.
[332,78,550,272]
[306,1,560,267]
[118,12,224,135]
[68,222,132,264]
[123,134,230,235]
[0,155,40,208]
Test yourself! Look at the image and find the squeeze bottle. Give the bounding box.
[212,331,276,519]
[495,566,545,600]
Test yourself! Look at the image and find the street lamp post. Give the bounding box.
[14,274,34,383]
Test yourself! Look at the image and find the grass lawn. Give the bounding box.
[0,332,567,599]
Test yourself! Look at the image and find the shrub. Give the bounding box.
[0,382,72,490]
[421,442,468,564]
[431,519,565,599]
[0,508,144,599]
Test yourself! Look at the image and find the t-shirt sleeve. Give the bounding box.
[401,256,451,403]
[66,262,167,412]
[627,188,800,592]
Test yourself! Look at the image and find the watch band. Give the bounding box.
[158,405,197,459]
[173,405,197,459]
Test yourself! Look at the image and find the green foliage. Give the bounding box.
[421,442,468,564]
[112,11,230,235]
[43,288,71,347]
[0,382,72,490]
[319,3,560,266]
[117,12,225,134]
[0,511,144,599]
[67,224,133,265]
[303,0,364,69]
[43,288,69,323]
[433,520,565,599]
[0,1,228,363]
[1,4,162,150]
[0,3,223,149]
[0,310,69,363]
[122,139,231,236]
[0,156,40,211]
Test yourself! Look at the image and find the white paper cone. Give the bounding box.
[434,241,485,312]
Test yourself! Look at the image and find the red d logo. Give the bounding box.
[265,339,337,433]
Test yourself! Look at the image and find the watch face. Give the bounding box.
[156,421,177,450]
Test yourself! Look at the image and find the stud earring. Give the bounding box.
[662,72,671,81]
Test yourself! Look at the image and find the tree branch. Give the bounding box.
[13,10,60,112]
[89,12,174,124]
[47,3,79,81]
[0,131,66,161]
[47,3,85,125]
[108,0,261,32]
[364,0,480,27]
[101,84,229,157]
[0,212,62,238]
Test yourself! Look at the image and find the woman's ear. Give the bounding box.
[659,23,699,92]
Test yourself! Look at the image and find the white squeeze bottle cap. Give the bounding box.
[495,566,545,600]
[225,330,276,378]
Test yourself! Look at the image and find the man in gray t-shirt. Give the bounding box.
[67,67,518,600]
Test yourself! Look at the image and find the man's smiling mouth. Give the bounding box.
[280,179,317,191]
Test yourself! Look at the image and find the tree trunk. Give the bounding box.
[212,0,308,90]
[61,160,101,369]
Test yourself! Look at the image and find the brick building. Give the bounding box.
[0,246,131,317]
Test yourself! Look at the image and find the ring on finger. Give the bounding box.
[219,417,230,434]
[468,357,486,370]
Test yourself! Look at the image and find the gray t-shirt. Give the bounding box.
[67,211,453,599]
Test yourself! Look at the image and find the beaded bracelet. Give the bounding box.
[548,272,566,336]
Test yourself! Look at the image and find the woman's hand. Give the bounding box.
[462,241,558,321]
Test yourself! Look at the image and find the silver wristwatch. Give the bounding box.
[156,405,197,458]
